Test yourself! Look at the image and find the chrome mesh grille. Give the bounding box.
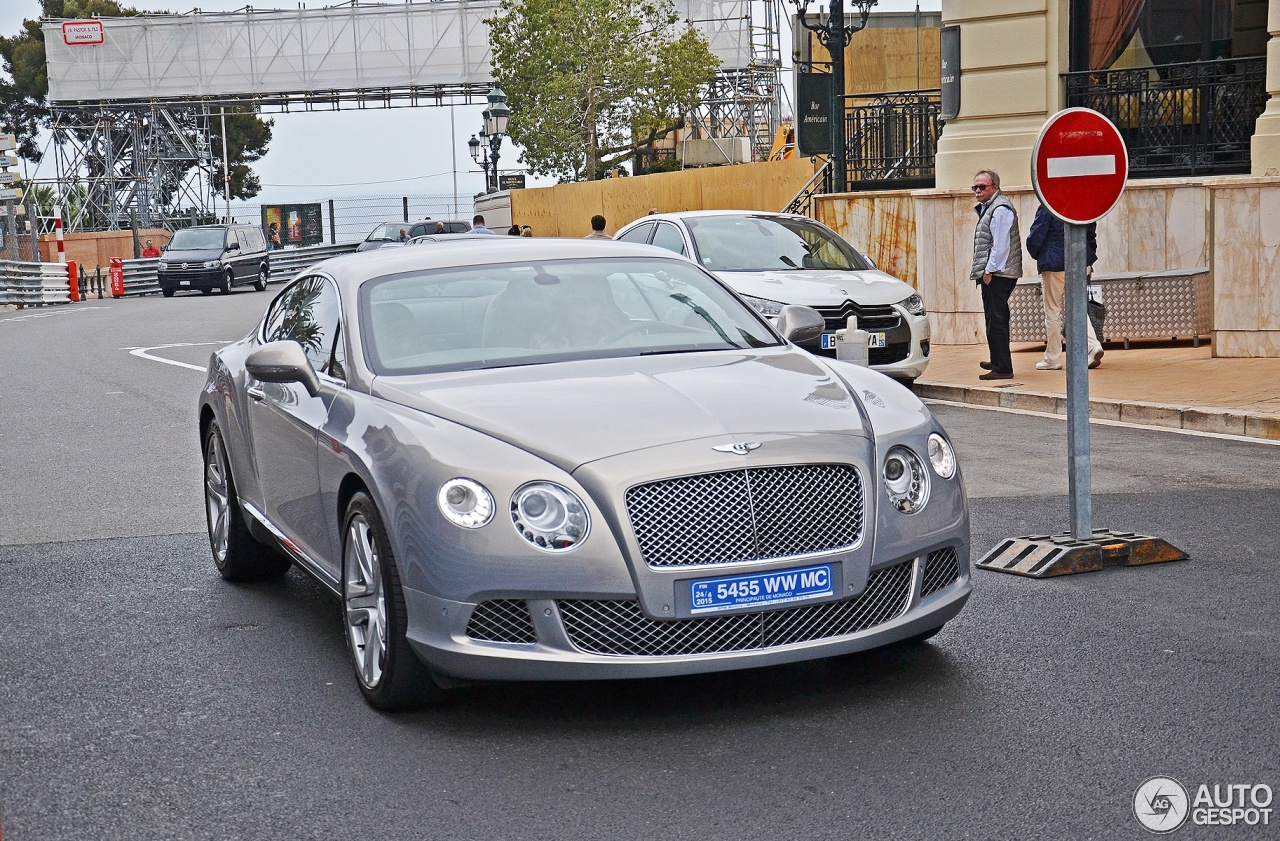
[920,547,960,597]
[466,599,537,643]
[625,464,864,568]
[558,560,913,656]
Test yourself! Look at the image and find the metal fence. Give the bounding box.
[1064,58,1267,177]
[842,90,941,190]
[119,242,360,296]
[225,194,472,245]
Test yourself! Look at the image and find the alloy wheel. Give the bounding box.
[204,431,230,564]
[344,514,387,689]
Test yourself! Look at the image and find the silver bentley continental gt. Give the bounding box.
[198,239,970,710]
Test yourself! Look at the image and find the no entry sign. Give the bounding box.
[1031,107,1128,225]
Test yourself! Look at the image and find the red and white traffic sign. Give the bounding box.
[62,20,105,46]
[1031,107,1128,225]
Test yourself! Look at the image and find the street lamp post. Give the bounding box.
[468,132,491,192]
[792,0,876,193]
[482,87,510,193]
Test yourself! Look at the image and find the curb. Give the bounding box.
[916,382,1280,441]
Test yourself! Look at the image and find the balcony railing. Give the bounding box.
[842,89,941,191]
[1064,57,1267,177]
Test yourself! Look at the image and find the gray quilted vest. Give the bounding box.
[970,192,1023,283]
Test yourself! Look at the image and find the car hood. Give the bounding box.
[712,268,915,307]
[372,349,871,473]
[161,248,222,262]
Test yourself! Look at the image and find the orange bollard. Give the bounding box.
[110,257,124,297]
[67,260,80,303]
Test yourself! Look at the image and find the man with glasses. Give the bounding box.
[970,170,1022,380]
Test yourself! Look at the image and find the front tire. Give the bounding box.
[342,491,445,710]
[220,269,233,295]
[204,422,291,581]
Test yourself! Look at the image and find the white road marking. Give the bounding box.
[124,341,230,372]
[1,306,114,324]
[1046,155,1116,178]
[923,397,1280,446]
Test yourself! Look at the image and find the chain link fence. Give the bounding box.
[226,193,472,244]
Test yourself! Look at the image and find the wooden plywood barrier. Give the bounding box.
[509,158,819,237]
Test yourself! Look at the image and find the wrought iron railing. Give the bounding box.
[842,89,941,190]
[782,159,833,216]
[1064,58,1267,177]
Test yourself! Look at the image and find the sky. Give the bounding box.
[0,0,940,218]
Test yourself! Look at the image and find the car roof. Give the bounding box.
[317,238,690,287]
[624,210,810,226]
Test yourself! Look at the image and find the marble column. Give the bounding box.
[1250,0,1280,175]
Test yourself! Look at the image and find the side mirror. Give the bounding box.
[775,305,826,345]
[226,241,240,251]
[246,341,322,397]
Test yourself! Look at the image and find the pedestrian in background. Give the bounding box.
[1025,203,1104,370]
[970,169,1022,381]
[471,215,495,234]
[520,226,532,237]
[584,215,611,239]
[434,221,446,234]
[267,222,281,250]
[507,225,521,236]
[142,239,162,258]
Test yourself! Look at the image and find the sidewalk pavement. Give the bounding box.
[915,340,1280,441]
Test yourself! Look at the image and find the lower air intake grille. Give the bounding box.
[920,547,961,597]
[558,560,914,656]
[466,599,537,643]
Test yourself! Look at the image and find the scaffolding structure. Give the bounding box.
[38,0,773,230]
[685,0,788,163]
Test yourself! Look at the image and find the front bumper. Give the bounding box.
[159,268,222,291]
[403,545,969,682]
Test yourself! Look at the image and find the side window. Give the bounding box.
[411,224,428,237]
[650,223,686,255]
[236,230,250,251]
[247,229,265,252]
[617,222,654,244]
[262,276,344,376]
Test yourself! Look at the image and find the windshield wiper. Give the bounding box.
[778,255,799,268]
[669,293,740,347]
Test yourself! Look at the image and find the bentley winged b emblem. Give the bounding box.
[712,442,762,456]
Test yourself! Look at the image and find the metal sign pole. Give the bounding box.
[1063,222,1092,539]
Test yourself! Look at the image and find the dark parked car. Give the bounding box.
[158,224,270,296]
[198,239,970,710]
[355,219,471,252]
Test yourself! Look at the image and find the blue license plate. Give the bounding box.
[689,564,834,614]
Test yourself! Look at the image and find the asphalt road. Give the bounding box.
[1,289,1277,840]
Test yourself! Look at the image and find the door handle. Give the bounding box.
[247,386,266,402]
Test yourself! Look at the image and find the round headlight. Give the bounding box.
[883,446,929,514]
[927,433,956,479]
[436,478,494,529]
[511,482,590,552]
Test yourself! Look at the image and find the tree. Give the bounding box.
[486,0,719,181]
[0,0,272,199]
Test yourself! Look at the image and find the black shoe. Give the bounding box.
[979,361,992,370]
[978,370,1014,381]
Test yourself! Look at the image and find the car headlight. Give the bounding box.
[203,260,221,268]
[900,294,926,316]
[883,446,929,513]
[157,262,168,271]
[437,478,495,529]
[927,433,956,479]
[511,482,590,551]
[741,295,785,317]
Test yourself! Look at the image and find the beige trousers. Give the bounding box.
[1041,270,1102,365]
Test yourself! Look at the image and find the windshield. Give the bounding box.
[367,223,404,242]
[169,228,227,251]
[360,257,781,375]
[686,215,874,272]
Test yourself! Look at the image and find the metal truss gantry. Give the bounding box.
[39,105,217,232]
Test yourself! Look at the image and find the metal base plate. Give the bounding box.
[976,529,1189,578]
